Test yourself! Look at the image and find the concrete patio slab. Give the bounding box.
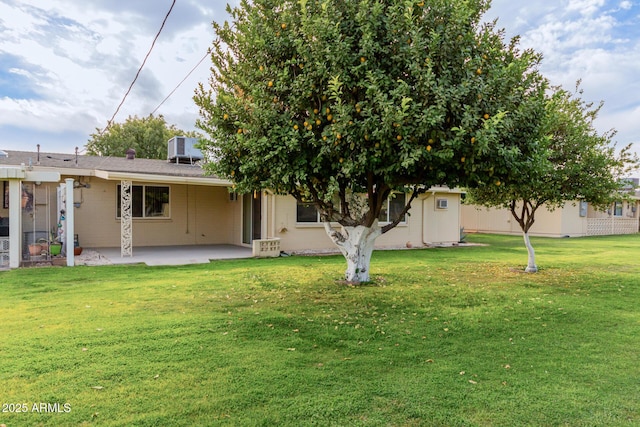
[82,245,254,266]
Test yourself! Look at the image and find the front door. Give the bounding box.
[242,192,261,245]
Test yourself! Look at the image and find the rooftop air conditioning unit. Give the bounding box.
[167,136,203,163]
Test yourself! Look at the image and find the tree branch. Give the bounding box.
[381,186,420,234]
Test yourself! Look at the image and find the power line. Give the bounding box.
[99,0,177,135]
[150,48,211,116]
[81,46,208,156]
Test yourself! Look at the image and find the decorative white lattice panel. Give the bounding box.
[0,238,9,252]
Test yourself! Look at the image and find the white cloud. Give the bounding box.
[0,0,638,156]
[566,0,607,16]
[0,0,233,151]
[620,1,632,9]
[489,0,640,152]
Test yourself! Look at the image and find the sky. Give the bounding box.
[0,0,638,156]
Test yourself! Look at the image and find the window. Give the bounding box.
[378,193,407,223]
[613,201,623,217]
[117,185,170,218]
[296,200,320,223]
[296,193,408,224]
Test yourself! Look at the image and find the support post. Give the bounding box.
[65,178,75,267]
[8,180,21,268]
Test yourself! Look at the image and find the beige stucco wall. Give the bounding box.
[267,192,461,252]
[461,201,600,237]
[422,192,461,244]
[10,177,462,252]
[559,203,588,236]
[69,177,239,248]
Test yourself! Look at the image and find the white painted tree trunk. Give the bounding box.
[323,222,382,283]
[522,231,538,273]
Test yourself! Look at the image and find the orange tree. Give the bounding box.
[195,0,548,283]
[466,86,638,272]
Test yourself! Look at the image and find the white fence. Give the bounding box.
[587,218,638,236]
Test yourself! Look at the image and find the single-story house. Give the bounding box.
[461,198,640,238]
[0,143,463,269]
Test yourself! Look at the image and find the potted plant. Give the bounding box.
[48,228,62,256]
[38,238,49,253]
[28,242,42,256]
[74,234,82,256]
[49,239,62,256]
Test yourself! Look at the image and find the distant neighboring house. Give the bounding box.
[0,140,463,269]
[461,197,640,238]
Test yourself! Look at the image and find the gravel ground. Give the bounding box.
[74,249,112,266]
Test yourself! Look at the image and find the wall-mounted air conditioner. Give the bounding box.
[167,136,203,163]
[436,198,448,209]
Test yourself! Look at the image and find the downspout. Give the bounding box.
[264,190,276,238]
[458,190,463,242]
[422,190,436,246]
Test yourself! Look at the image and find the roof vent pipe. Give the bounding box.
[37,144,40,165]
[126,148,136,160]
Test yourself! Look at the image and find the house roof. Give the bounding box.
[0,150,232,186]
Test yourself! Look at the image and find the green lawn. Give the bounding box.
[0,234,638,426]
